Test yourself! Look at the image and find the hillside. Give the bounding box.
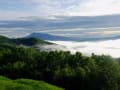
[0,76,63,90]
[0,37,120,90]
[0,35,51,46]
[0,35,67,52]
[12,37,51,46]
[0,36,15,45]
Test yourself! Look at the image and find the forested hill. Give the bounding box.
[1,35,120,90]
[0,35,51,46]
[0,39,120,90]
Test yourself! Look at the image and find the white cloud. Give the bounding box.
[0,11,28,20]
[75,0,120,16]
[29,0,120,16]
[1,0,120,19]
[51,39,120,58]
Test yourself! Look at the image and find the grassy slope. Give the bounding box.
[0,76,64,90]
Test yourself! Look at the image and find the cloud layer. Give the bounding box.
[51,39,120,58]
[1,14,120,39]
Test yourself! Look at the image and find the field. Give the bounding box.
[0,76,63,90]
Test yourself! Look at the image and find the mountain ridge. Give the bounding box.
[26,32,120,42]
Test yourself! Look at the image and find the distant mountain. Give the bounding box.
[26,33,74,41]
[26,32,120,42]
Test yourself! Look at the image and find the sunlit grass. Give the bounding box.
[0,76,64,90]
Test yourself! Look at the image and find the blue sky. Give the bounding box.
[0,0,120,20]
[0,1,34,11]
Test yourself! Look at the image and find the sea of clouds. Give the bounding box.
[50,40,120,58]
[0,27,120,58]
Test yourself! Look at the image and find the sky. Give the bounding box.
[1,0,120,57]
[0,0,120,20]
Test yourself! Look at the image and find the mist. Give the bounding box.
[50,39,120,58]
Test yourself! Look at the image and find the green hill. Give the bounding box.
[0,76,64,90]
[0,36,15,45]
[0,35,51,46]
[12,38,51,46]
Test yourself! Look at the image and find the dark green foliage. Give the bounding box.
[0,35,51,46]
[0,36,15,46]
[0,45,120,90]
[12,37,51,46]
